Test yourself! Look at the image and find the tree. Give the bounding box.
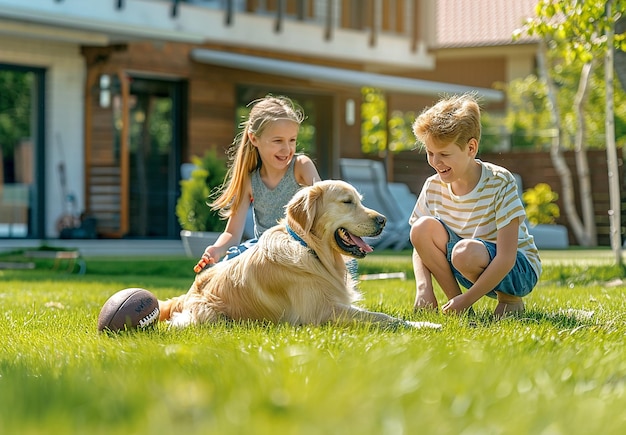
[518,0,626,261]
[605,0,621,264]
[361,87,388,155]
[500,75,553,150]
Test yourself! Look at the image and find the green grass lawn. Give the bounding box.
[2,249,626,434]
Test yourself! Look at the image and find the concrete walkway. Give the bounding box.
[1,239,187,257]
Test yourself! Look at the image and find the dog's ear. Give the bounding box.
[287,184,322,233]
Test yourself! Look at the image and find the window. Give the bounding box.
[0,65,44,238]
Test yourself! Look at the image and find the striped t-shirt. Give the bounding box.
[409,160,541,278]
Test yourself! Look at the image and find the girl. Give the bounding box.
[194,95,321,272]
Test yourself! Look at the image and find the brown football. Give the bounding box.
[97,288,160,333]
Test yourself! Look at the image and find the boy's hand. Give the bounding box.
[442,294,472,315]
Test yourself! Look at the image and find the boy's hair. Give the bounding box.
[413,93,481,149]
[211,95,305,218]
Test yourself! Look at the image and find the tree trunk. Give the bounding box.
[604,0,622,265]
[537,40,587,245]
[615,15,626,91]
[573,61,596,246]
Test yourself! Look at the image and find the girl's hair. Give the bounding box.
[210,95,305,218]
[413,93,482,149]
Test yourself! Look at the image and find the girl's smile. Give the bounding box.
[250,118,300,186]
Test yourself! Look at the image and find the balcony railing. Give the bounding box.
[175,0,418,40]
[19,0,431,67]
[64,0,421,46]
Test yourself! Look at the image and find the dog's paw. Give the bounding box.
[406,321,442,330]
[168,311,193,328]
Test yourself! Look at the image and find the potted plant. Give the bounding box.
[177,149,228,258]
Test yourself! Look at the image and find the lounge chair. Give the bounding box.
[339,158,413,250]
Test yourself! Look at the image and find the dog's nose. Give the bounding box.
[376,215,387,228]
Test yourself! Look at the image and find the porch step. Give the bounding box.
[88,164,122,235]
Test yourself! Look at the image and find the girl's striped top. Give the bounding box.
[409,160,541,278]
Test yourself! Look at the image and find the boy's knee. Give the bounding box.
[451,239,485,258]
[451,240,489,273]
[411,216,435,231]
[410,216,441,245]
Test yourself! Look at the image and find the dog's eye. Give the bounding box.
[342,199,353,204]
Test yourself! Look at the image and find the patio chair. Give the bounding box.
[388,182,418,225]
[339,158,412,250]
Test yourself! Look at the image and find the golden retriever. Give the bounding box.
[159,180,440,330]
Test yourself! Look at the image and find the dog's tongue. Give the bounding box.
[349,233,373,253]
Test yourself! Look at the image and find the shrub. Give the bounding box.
[522,182,560,225]
[175,150,228,232]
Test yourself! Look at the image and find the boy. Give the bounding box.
[409,94,541,317]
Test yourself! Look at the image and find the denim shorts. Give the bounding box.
[440,220,537,299]
[222,238,258,261]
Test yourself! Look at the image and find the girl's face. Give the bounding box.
[424,138,478,185]
[249,119,299,171]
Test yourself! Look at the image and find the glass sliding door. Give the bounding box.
[87,73,185,239]
[125,77,185,238]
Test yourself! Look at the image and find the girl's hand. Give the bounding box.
[193,248,218,273]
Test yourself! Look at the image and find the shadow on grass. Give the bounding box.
[459,307,600,330]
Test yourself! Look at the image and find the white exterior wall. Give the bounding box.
[0,36,85,238]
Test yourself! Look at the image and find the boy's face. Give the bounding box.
[424,138,478,184]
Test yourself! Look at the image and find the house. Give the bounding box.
[0,0,539,241]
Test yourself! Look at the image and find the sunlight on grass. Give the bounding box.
[2,249,626,434]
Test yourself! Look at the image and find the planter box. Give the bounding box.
[180,230,220,258]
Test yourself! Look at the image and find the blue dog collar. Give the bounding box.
[286,225,308,248]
